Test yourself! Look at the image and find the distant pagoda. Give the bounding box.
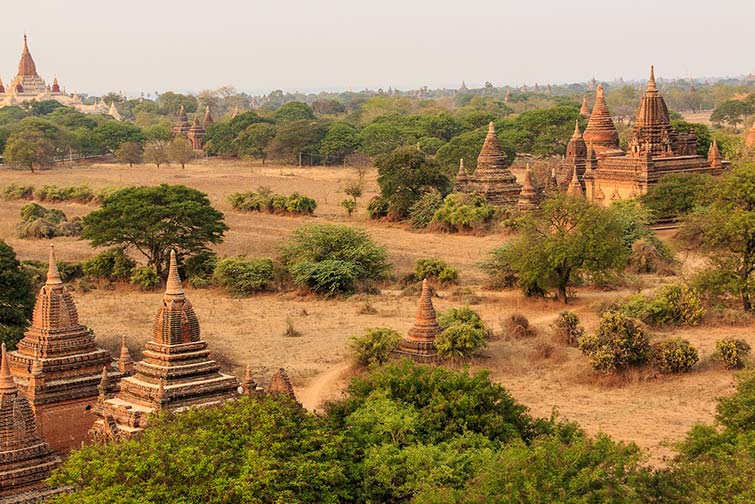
[172,105,191,136]
[582,85,621,156]
[467,122,521,206]
[580,95,590,117]
[91,251,239,441]
[0,344,65,502]
[187,117,206,150]
[394,279,440,363]
[517,164,539,212]
[453,159,469,193]
[8,245,120,452]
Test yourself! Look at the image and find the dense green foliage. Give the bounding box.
[579,312,651,373]
[430,193,497,233]
[0,241,35,349]
[619,284,706,327]
[715,338,752,369]
[414,257,459,285]
[83,185,228,278]
[16,203,82,239]
[213,256,275,296]
[81,248,136,282]
[281,224,390,296]
[435,307,488,358]
[652,338,699,374]
[229,189,317,215]
[351,327,401,366]
[640,173,713,221]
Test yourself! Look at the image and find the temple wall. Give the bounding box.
[33,397,97,452]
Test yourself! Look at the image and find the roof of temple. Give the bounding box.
[17,35,39,77]
[630,66,677,157]
[583,85,619,152]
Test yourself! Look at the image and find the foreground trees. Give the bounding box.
[4,130,56,172]
[82,185,227,278]
[0,241,35,349]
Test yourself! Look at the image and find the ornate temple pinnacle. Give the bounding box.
[0,344,16,394]
[46,244,63,286]
[164,250,185,298]
[573,119,581,137]
[488,121,495,133]
[648,65,657,91]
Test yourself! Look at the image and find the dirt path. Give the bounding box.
[298,360,352,411]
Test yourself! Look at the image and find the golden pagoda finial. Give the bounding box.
[0,343,17,394]
[47,244,63,286]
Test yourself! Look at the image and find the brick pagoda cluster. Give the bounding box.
[91,251,240,441]
[459,122,522,206]
[172,105,208,150]
[394,279,440,363]
[8,245,124,453]
[0,344,66,502]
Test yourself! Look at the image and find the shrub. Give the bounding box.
[507,313,535,338]
[436,307,488,359]
[213,256,274,296]
[367,196,389,220]
[430,193,497,233]
[620,284,705,327]
[579,312,651,373]
[17,203,81,239]
[408,190,443,229]
[553,311,585,347]
[82,248,136,281]
[19,202,47,222]
[652,338,699,374]
[130,266,160,291]
[281,224,390,296]
[414,258,459,286]
[182,251,218,288]
[351,327,401,366]
[627,238,675,275]
[229,190,316,216]
[340,199,356,216]
[2,184,34,200]
[715,338,751,369]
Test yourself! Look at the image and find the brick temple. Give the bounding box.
[8,245,123,453]
[173,104,206,150]
[394,279,440,363]
[91,251,240,441]
[464,122,522,206]
[0,344,66,502]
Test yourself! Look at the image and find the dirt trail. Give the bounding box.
[298,360,352,411]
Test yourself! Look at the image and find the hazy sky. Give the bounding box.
[1,0,753,96]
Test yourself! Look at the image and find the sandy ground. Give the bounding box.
[0,159,750,464]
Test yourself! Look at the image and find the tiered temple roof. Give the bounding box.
[202,106,214,130]
[517,164,538,212]
[627,66,677,157]
[469,122,521,205]
[394,279,440,363]
[583,85,621,155]
[172,105,191,136]
[187,117,206,150]
[8,245,118,452]
[91,251,239,441]
[0,345,63,501]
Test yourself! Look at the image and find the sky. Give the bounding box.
[1,0,753,96]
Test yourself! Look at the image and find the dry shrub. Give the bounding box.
[531,335,556,360]
[506,313,536,339]
[447,287,483,305]
[552,311,585,347]
[705,308,752,327]
[284,317,302,338]
[358,297,378,315]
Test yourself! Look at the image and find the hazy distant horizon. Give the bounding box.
[3,0,753,97]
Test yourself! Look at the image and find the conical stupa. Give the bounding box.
[394,279,440,363]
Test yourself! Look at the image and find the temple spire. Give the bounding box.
[164,250,184,298]
[118,335,133,373]
[573,119,580,136]
[0,344,17,394]
[580,95,590,116]
[47,244,62,286]
[567,167,584,197]
[647,65,657,92]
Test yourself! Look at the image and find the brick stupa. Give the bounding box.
[0,344,65,502]
[580,95,590,117]
[469,122,521,206]
[202,105,214,130]
[91,251,239,441]
[8,245,119,453]
[517,164,538,212]
[394,279,440,363]
[453,159,469,193]
[172,105,191,136]
[582,85,621,156]
[583,67,725,204]
[187,117,205,150]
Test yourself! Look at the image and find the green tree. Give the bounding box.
[143,140,168,168]
[710,99,752,129]
[143,123,173,142]
[4,130,56,172]
[157,91,198,115]
[0,241,34,349]
[203,122,236,156]
[320,122,360,164]
[273,101,316,122]
[166,136,194,169]
[484,195,629,303]
[375,147,451,220]
[82,185,228,278]
[680,162,755,311]
[234,123,276,162]
[92,121,144,152]
[359,121,407,156]
[269,120,328,164]
[640,173,713,220]
[114,141,143,167]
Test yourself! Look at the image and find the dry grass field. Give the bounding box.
[0,159,751,464]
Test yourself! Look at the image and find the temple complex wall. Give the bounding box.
[33,398,97,452]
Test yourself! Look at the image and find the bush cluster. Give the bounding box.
[579,312,651,373]
[82,248,136,282]
[130,266,160,291]
[429,193,497,233]
[553,311,584,347]
[627,238,675,275]
[408,190,443,229]
[351,327,401,366]
[16,203,82,239]
[213,256,275,295]
[435,307,488,358]
[414,258,459,285]
[715,338,751,369]
[229,188,316,216]
[619,284,705,327]
[652,338,699,374]
[2,184,111,204]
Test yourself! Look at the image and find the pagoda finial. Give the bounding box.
[47,244,63,286]
[596,84,604,97]
[98,366,109,398]
[0,343,17,394]
[164,250,184,298]
[118,335,133,373]
[648,65,657,91]
[488,121,495,133]
[573,119,580,136]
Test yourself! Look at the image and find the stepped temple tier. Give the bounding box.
[461,122,521,206]
[0,35,106,114]
[394,280,440,363]
[91,251,240,441]
[567,67,727,205]
[0,344,66,502]
[8,245,124,453]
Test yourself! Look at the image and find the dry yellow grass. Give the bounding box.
[0,159,751,464]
